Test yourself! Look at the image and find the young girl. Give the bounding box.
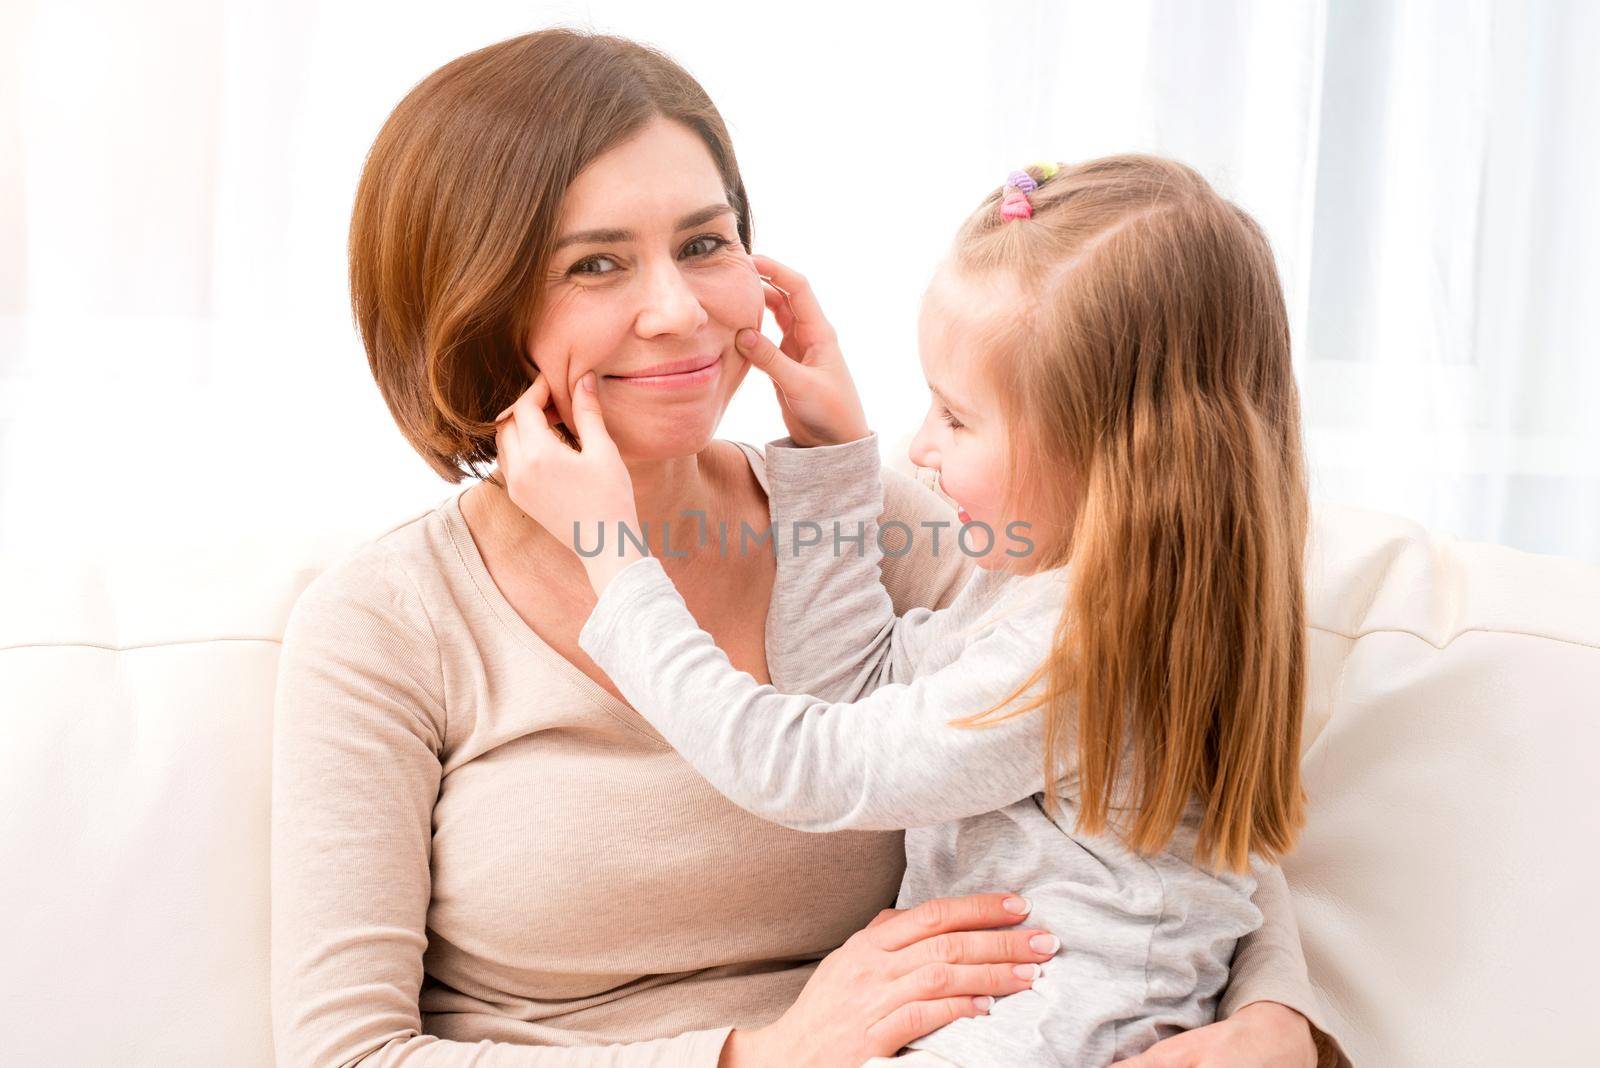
[495,154,1309,1066]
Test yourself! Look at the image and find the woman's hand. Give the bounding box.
[1112,1000,1317,1068]
[493,371,644,594]
[735,254,871,449]
[718,893,1061,1068]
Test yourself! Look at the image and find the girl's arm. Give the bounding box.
[576,554,1052,832]
[762,432,958,701]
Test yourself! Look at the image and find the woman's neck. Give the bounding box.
[474,443,733,562]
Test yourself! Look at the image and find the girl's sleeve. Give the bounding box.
[577,553,1049,832]
[1222,860,1353,1068]
[271,547,735,1067]
[761,433,966,701]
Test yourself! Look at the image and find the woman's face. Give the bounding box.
[530,117,763,462]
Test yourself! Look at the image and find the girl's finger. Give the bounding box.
[758,275,792,311]
[514,379,570,462]
[525,372,552,421]
[494,416,523,471]
[735,327,805,391]
[522,374,575,448]
[498,372,552,424]
[565,371,615,454]
[752,255,830,330]
[762,281,796,330]
[760,285,801,361]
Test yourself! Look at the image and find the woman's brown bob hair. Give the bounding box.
[348,29,753,481]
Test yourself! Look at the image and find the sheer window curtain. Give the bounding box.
[2,0,1595,563]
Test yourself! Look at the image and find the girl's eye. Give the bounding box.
[682,234,730,259]
[940,406,965,431]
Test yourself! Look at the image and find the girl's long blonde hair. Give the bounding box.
[948,154,1308,874]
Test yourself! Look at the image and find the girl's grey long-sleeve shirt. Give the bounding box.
[576,433,1323,1066]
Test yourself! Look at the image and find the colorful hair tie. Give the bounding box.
[998,162,1058,222]
[1000,191,1033,221]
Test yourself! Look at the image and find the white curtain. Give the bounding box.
[3,0,1596,563]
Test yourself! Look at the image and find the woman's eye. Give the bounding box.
[940,407,964,431]
[682,234,730,259]
[569,255,620,277]
[567,236,727,278]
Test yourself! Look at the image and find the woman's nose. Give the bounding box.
[634,262,708,338]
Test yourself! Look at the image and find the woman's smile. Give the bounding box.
[603,351,724,390]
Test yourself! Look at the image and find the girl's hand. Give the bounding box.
[735,254,870,448]
[718,893,1062,1068]
[493,371,644,594]
[1112,1000,1317,1068]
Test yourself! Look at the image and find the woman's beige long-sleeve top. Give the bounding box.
[270,441,1342,1067]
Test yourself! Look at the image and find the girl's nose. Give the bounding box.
[635,263,708,338]
[908,424,939,471]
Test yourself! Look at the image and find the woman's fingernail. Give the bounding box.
[736,328,756,351]
[973,996,994,1012]
[1002,896,1030,914]
[1013,963,1041,980]
[1029,934,1061,955]
[581,371,597,391]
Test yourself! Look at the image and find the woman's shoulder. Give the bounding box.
[290,496,452,623]
[279,496,460,699]
[277,501,452,748]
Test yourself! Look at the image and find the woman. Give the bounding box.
[270,28,1346,1067]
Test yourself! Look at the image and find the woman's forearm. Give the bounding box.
[1223,861,1350,1068]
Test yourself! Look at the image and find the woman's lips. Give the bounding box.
[603,354,722,390]
[956,506,973,524]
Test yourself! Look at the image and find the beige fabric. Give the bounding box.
[266,458,959,1066]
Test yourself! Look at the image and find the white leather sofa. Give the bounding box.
[3,493,1598,1066]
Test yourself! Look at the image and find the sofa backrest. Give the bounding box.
[1294,501,1600,1062]
[0,512,427,1067]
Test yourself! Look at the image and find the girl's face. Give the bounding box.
[530,117,763,461]
[909,264,1030,571]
